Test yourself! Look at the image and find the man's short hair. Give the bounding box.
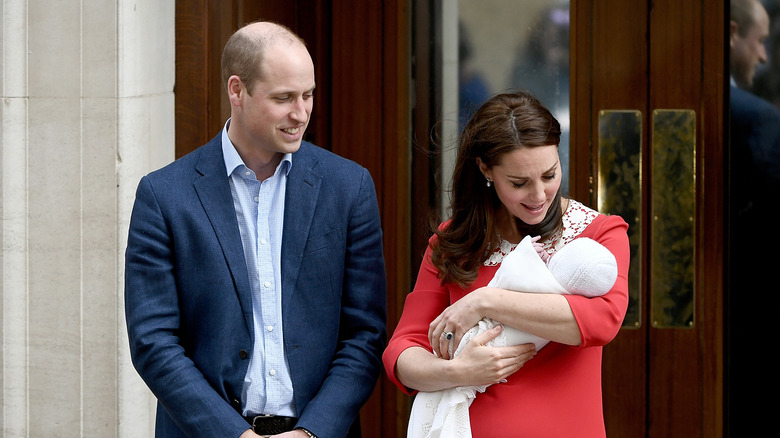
[732,0,761,37]
[221,21,305,95]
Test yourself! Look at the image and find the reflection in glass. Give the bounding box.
[457,0,570,194]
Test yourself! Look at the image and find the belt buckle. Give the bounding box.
[251,414,290,435]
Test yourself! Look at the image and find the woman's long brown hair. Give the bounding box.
[431,91,562,287]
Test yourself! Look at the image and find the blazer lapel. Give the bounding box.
[193,138,254,334]
[282,143,322,297]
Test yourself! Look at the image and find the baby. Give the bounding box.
[408,236,619,438]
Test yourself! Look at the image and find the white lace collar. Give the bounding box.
[484,199,599,266]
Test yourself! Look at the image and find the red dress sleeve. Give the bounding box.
[565,214,630,348]
[381,243,451,395]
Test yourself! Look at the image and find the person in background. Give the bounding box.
[383,91,629,437]
[509,1,571,195]
[728,0,780,434]
[124,21,387,438]
[458,22,490,132]
[730,0,780,186]
[749,0,780,109]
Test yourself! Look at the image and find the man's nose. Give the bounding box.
[290,98,308,121]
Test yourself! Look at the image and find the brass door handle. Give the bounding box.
[597,109,696,329]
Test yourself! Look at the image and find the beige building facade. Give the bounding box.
[2,1,174,435]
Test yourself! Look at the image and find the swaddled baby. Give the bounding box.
[408,236,619,438]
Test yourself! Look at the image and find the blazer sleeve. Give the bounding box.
[294,167,388,438]
[124,175,251,438]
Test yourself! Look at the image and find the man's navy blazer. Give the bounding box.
[124,135,387,438]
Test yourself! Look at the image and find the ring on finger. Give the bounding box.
[442,331,454,340]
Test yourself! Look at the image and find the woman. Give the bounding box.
[383,91,630,437]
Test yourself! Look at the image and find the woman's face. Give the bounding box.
[480,145,561,226]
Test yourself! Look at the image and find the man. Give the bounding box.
[125,21,387,438]
[730,0,779,167]
[730,0,770,90]
[730,0,780,220]
[728,1,779,434]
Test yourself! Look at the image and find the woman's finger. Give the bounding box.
[428,314,443,345]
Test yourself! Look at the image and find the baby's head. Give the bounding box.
[547,238,618,297]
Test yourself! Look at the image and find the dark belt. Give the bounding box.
[244,414,298,435]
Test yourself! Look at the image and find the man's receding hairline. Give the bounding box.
[239,21,305,48]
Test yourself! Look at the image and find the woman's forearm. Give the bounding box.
[480,287,582,346]
[396,328,537,392]
[396,346,463,392]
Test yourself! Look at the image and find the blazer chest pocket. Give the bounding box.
[303,228,343,255]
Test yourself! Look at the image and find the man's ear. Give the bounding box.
[730,20,739,48]
[227,75,244,106]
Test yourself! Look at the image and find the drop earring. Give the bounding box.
[486,179,492,187]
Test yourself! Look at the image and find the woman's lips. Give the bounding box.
[522,202,546,214]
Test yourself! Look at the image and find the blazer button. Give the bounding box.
[239,349,249,359]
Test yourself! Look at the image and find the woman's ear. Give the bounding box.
[476,157,491,180]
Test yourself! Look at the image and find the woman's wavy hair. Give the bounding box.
[431,90,562,287]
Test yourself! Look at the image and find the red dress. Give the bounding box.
[383,205,630,438]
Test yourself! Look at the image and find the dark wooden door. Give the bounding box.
[174,2,412,437]
[572,1,726,436]
[408,1,728,435]
[175,1,730,436]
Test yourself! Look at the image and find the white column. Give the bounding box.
[2,5,30,437]
[117,1,176,436]
[1,1,175,436]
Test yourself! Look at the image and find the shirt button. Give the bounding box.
[245,171,251,176]
[269,369,276,376]
[260,239,267,245]
[264,281,271,288]
[239,350,249,359]
[266,325,274,332]
[254,196,259,202]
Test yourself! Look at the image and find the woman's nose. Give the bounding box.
[530,182,546,202]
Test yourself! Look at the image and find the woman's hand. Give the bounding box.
[428,287,492,359]
[396,325,536,391]
[447,325,536,387]
[397,325,537,391]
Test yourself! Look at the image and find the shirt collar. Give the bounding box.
[221,119,293,178]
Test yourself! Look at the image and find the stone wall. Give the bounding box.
[1,1,175,435]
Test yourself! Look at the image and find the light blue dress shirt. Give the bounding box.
[221,124,296,417]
